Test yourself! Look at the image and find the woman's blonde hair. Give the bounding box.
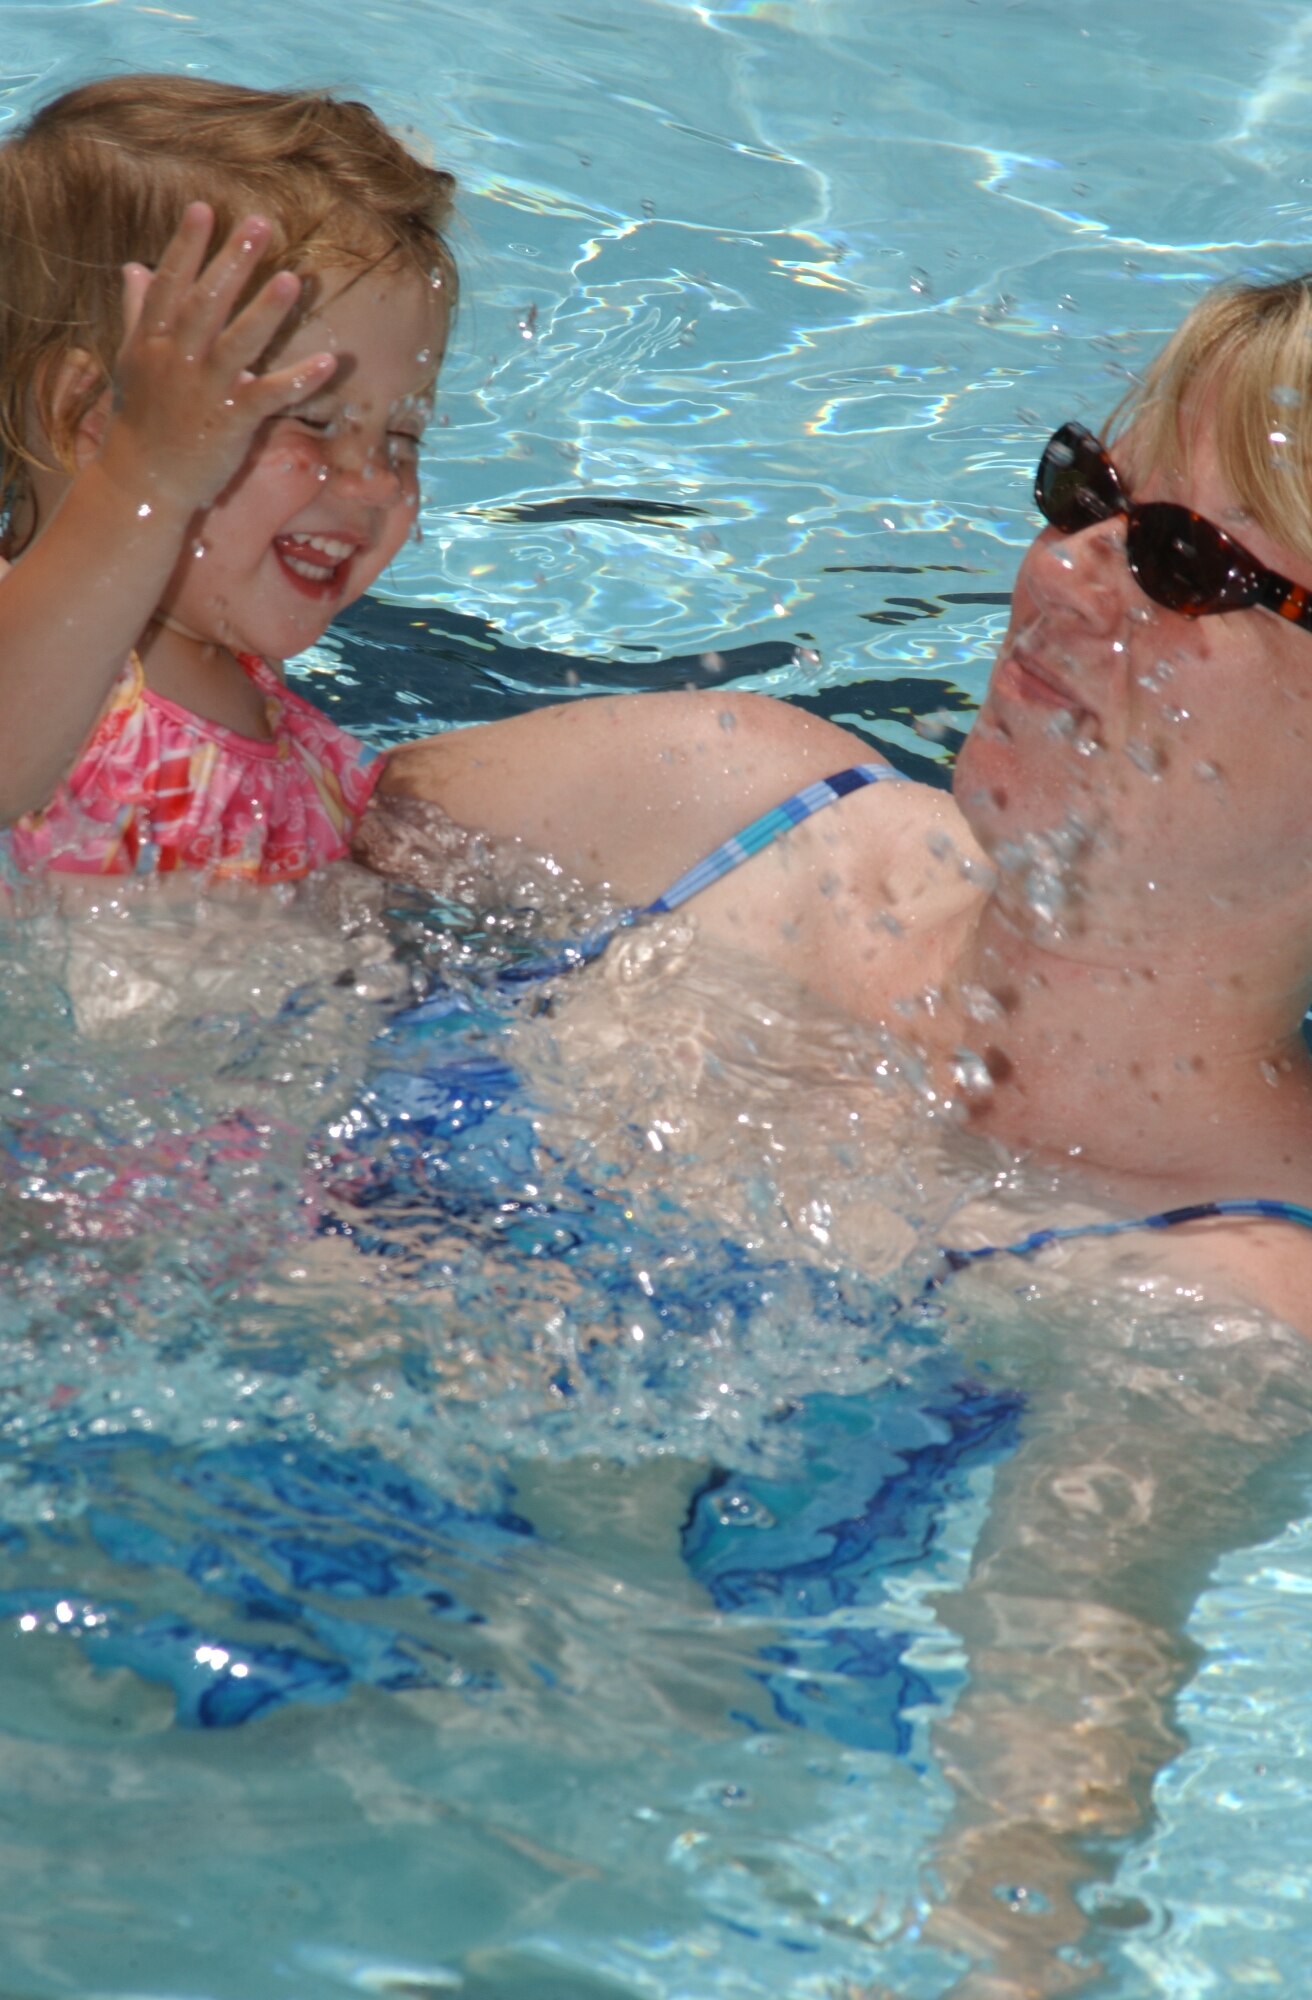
[0,73,458,528]
[1111,274,1312,566]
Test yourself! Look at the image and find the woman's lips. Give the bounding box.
[996,642,1093,720]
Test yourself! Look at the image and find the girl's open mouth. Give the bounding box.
[273,533,357,598]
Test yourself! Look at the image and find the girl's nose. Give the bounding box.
[325,430,406,505]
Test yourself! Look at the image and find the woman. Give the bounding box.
[363,271,1312,1337]
[349,278,1312,1996]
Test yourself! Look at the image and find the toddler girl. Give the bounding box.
[0,74,456,882]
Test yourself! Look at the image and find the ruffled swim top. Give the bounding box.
[6,651,381,883]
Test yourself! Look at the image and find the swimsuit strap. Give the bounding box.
[644,762,899,916]
[495,762,902,986]
[925,1196,1312,1295]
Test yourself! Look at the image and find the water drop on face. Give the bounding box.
[952,1048,993,1095]
[1126,737,1164,777]
[191,539,207,560]
[136,502,152,519]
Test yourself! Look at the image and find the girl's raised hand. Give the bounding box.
[103,202,336,514]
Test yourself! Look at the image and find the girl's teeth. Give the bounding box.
[276,534,355,577]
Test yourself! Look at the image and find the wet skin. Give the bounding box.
[142,264,444,729]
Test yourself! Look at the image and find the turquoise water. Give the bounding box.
[5,2,1312,1995]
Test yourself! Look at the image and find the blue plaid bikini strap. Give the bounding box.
[644,762,899,916]
[494,762,903,984]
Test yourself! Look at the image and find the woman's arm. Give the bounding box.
[923,1340,1308,1998]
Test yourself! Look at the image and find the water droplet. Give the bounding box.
[908,267,932,297]
[190,538,207,559]
[952,1048,993,1094]
[695,528,719,552]
[1194,758,1221,782]
[517,304,538,342]
[717,708,738,733]
[993,1882,1048,1914]
[699,651,724,676]
[577,153,591,167]
[1126,737,1164,777]
[961,981,1005,1024]
[1272,384,1302,408]
[711,1489,775,1529]
[640,197,654,218]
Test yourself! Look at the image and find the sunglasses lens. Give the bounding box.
[1127,505,1257,617]
[1036,426,1122,532]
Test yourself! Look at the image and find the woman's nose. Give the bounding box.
[1031,515,1138,627]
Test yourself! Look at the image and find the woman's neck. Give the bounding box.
[931,885,1312,1190]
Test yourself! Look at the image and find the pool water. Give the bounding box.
[5,2,1312,1994]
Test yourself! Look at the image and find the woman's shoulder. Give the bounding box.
[379,686,918,907]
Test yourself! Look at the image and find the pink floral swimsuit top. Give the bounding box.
[6,652,382,883]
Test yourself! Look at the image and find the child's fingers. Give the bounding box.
[210,266,307,378]
[135,202,216,332]
[174,213,278,346]
[243,350,338,420]
[119,262,153,346]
